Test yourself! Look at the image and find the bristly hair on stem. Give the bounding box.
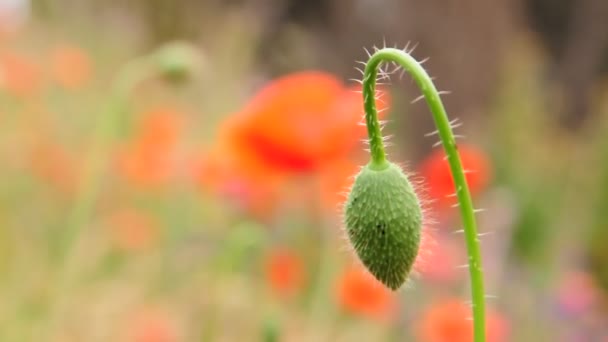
[359,46,487,342]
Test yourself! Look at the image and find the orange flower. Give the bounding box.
[105,208,158,251]
[0,52,42,97]
[418,299,509,342]
[125,308,178,342]
[418,144,491,209]
[265,247,305,297]
[198,72,389,216]
[194,113,286,218]
[234,71,390,172]
[117,107,183,188]
[414,232,462,284]
[336,267,395,319]
[318,157,361,212]
[50,44,93,89]
[27,139,78,194]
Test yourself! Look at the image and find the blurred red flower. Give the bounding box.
[105,208,159,252]
[418,144,491,209]
[318,157,361,211]
[125,308,177,342]
[196,71,388,217]
[265,247,305,297]
[50,44,93,89]
[0,52,42,97]
[336,267,395,320]
[27,139,78,194]
[233,71,390,172]
[117,107,183,188]
[414,230,462,284]
[194,113,285,219]
[418,299,508,342]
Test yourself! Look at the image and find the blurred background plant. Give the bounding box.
[0,0,607,341]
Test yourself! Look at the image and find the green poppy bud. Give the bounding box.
[154,42,203,83]
[343,162,423,290]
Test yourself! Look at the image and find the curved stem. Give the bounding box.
[36,57,158,340]
[57,57,157,262]
[363,63,388,169]
[362,48,486,342]
[38,44,200,339]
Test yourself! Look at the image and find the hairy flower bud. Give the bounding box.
[344,162,422,290]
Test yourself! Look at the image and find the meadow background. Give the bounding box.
[1,0,608,341]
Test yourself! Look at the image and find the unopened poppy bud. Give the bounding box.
[344,162,422,290]
[154,42,202,83]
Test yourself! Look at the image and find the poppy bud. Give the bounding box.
[154,42,202,83]
[344,162,422,290]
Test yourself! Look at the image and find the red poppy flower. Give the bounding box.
[27,139,78,194]
[264,247,305,297]
[418,144,491,209]
[116,107,183,188]
[125,308,178,342]
[418,299,509,342]
[318,157,361,212]
[194,113,286,218]
[235,71,390,172]
[198,71,390,216]
[414,232,463,284]
[336,267,395,319]
[50,44,93,89]
[0,52,42,97]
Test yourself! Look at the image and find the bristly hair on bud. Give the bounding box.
[342,45,488,342]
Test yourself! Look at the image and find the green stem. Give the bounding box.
[362,48,486,342]
[37,44,199,339]
[57,58,157,262]
[59,42,201,261]
[36,57,157,340]
[59,41,201,261]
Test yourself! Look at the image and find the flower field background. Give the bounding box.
[1,1,608,341]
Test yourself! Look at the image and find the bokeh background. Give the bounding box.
[1,0,608,341]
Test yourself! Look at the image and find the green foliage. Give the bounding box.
[511,197,550,266]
